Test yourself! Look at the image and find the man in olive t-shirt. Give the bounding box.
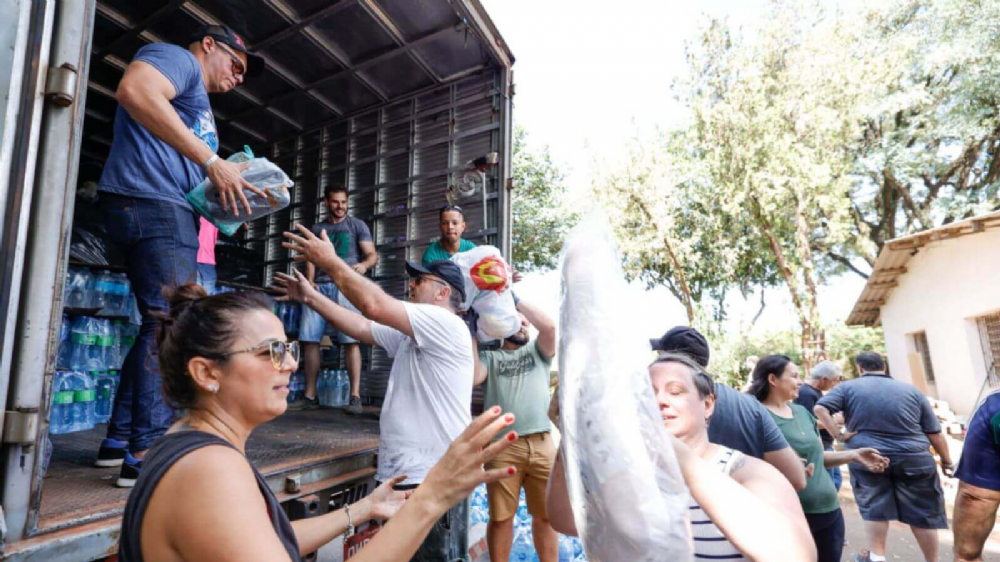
[473,298,558,562]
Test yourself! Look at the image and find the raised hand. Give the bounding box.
[273,270,319,306]
[283,224,340,271]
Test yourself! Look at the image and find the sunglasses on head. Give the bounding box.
[440,204,464,217]
[221,340,299,369]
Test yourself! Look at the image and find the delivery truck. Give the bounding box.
[0,1,514,559]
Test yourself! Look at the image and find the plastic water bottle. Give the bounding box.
[50,371,75,434]
[70,371,95,432]
[87,270,108,310]
[93,371,117,424]
[510,531,538,562]
[94,319,114,370]
[316,369,328,406]
[288,304,299,334]
[64,268,89,308]
[104,273,129,316]
[57,313,73,368]
[557,536,575,562]
[69,317,94,370]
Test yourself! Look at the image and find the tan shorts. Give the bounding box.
[485,432,556,522]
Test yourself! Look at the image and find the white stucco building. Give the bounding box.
[847,211,1000,418]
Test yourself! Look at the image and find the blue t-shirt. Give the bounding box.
[99,44,218,209]
[816,373,941,456]
[956,392,1000,491]
[708,382,790,459]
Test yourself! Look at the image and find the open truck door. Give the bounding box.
[0,0,96,553]
[1,1,513,560]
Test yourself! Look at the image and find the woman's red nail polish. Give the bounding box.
[492,406,501,414]
[507,432,516,442]
[507,467,516,475]
[505,414,514,423]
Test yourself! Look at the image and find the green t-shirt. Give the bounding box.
[480,340,553,438]
[767,403,840,514]
[422,239,476,267]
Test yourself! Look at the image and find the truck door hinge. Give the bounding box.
[44,63,78,107]
[2,410,40,445]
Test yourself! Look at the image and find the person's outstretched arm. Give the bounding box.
[274,271,375,345]
[675,439,816,562]
[517,299,556,359]
[284,226,415,337]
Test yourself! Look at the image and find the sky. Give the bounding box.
[480,0,869,342]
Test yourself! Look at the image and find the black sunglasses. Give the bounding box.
[440,204,465,218]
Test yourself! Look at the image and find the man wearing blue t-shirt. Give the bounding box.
[94,25,265,487]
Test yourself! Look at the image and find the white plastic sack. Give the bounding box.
[187,154,293,236]
[450,246,520,342]
[558,212,692,562]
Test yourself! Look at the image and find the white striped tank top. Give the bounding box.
[690,445,748,561]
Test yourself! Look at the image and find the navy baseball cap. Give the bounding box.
[405,260,466,302]
[651,326,710,368]
[189,24,265,78]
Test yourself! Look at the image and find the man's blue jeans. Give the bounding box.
[100,194,197,452]
[825,444,843,491]
[196,263,217,295]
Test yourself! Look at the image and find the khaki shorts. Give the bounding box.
[485,432,556,522]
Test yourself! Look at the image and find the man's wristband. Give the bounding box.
[203,154,220,169]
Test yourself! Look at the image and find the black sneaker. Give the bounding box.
[95,438,128,468]
[288,396,319,411]
[347,396,363,415]
[115,452,142,488]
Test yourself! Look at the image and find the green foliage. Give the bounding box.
[510,126,577,272]
[707,323,886,388]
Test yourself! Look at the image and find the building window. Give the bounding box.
[913,332,936,383]
[977,312,1000,388]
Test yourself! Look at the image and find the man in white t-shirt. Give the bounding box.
[278,225,474,561]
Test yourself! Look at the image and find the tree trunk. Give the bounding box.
[634,196,696,323]
[751,197,821,370]
[793,196,826,371]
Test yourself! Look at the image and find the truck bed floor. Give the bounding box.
[38,409,379,533]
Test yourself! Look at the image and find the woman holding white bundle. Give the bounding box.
[547,353,817,562]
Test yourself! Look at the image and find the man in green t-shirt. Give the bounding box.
[422,205,476,266]
[473,298,558,562]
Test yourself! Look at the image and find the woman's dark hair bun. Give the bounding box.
[153,283,272,409]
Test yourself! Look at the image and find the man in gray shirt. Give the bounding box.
[815,352,953,562]
[296,183,378,412]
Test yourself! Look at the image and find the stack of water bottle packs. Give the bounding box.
[286,371,307,403]
[51,267,140,435]
[274,301,300,335]
[316,369,351,408]
[469,484,588,562]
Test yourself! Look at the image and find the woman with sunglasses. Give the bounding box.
[118,283,520,562]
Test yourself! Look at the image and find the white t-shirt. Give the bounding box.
[371,302,473,485]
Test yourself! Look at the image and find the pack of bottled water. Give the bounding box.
[57,313,73,368]
[467,484,587,562]
[64,268,91,309]
[100,272,131,316]
[317,369,350,407]
[287,371,306,403]
[50,370,96,434]
[274,302,301,335]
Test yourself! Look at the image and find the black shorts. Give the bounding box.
[849,453,948,529]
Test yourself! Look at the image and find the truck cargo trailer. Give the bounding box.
[0,1,514,560]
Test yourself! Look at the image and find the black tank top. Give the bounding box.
[118,431,300,562]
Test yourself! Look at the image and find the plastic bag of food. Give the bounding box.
[558,212,692,562]
[450,246,520,341]
[186,149,293,237]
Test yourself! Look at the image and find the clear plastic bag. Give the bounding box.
[557,212,692,562]
[186,150,293,236]
[450,246,520,342]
